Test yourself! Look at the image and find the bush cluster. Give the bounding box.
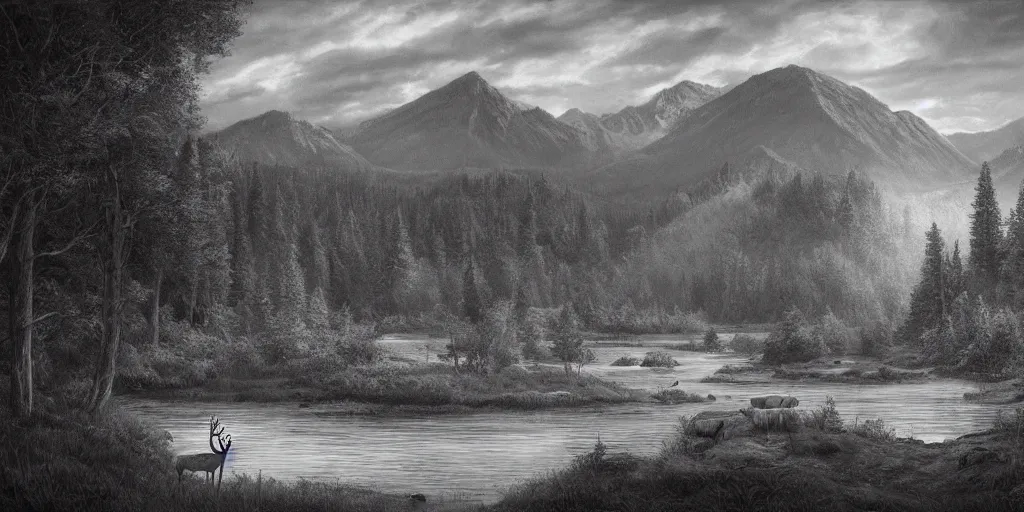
[762,308,852,364]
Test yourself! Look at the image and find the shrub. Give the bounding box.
[860,321,893,357]
[551,305,585,376]
[807,395,844,433]
[730,334,764,357]
[702,328,722,353]
[762,308,825,364]
[572,437,608,471]
[851,418,896,442]
[814,309,851,356]
[876,365,900,381]
[994,407,1024,442]
[714,364,752,374]
[610,356,640,366]
[519,311,545,361]
[650,389,706,404]
[640,351,679,368]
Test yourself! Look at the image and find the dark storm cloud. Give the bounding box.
[200,0,1024,134]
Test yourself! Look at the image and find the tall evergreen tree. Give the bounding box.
[946,240,965,303]
[899,223,947,343]
[969,162,1003,283]
[1000,181,1024,308]
[462,259,483,324]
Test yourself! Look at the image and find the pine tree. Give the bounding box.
[969,162,1003,283]
[551,304,584,376]
[1000,181,1024,308]
[899,223,947,343]
[462,259,482,324]
[836,192,855,233]
[946,240,965,304]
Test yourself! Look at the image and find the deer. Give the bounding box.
[174,416,232,491]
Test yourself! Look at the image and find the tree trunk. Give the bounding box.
[8,198,36,418]
[88,174,129,414]
[187,276,198,326]
[147,267,162,345]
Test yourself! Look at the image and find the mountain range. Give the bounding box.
[210,110,373,171]
[586,65,975,201]
[948,117,1024,164]
[211,65,985,206]
[342,71,594,171]
[557,81,722,154]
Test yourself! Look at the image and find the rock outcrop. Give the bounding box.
[750,395,800,409]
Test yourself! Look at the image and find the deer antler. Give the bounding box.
[217,434,232,453]
[209,416,230,454]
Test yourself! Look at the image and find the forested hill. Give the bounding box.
[605,168,920,326]
[120,136,919,335]
[138,139,679,331]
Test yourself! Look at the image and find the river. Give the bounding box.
[118,333,1011,503]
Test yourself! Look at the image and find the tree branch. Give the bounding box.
[34,220,99,259]
[0,3,24,54]
[31,312,59,326]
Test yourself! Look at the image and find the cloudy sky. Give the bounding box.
[199,0,1024,134]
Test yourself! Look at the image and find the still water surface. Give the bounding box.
[119,334,1010,502]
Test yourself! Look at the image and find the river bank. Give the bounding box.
[494,404,1024,512]
[701,352,934,385]
[14,390,1022,512]
[963,378,1024,404]
[121,362,654,414]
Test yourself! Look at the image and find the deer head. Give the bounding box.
[208,416,232,456]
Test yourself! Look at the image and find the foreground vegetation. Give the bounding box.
[495,399,1024,512]
[0,394,476,512]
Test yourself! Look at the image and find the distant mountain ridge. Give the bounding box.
[558,80,722,153]
[344,71,595,171]
[586,65,975,202]
[948,117,1024,164]
[211,110,373,170]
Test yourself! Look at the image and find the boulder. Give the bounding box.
[707,394,717,401]
[750,395,799,409]
[741,407,802,432]
[690,419,726,438]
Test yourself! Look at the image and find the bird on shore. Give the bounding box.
[669,380,679,387]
